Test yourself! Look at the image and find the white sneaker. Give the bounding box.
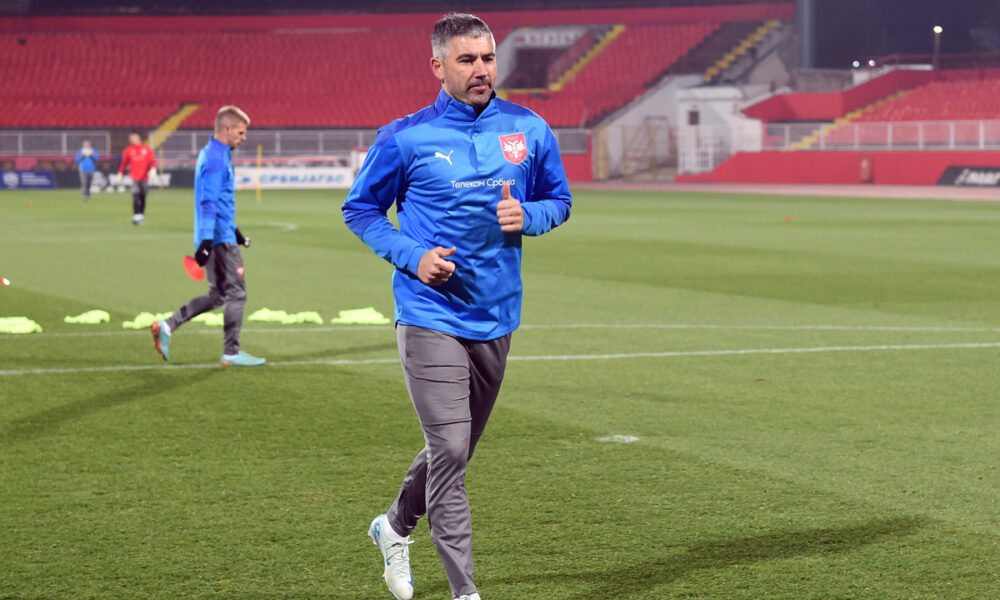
[368,514,413,600]
[455,594,481,600]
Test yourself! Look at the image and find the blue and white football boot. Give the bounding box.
[368,514,413,600]
[150,320,170,361]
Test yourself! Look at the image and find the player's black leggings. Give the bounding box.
[131,180,148,215]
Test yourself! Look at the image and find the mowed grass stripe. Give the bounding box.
[2,188,998,599]
[3,340,1000,376]
[6,322,1000,340]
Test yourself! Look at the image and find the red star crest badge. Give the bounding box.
[499,133,527,165]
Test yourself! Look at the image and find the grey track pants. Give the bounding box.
[78,171,93,199]
[387,324,511,599]
[165,244,246,355]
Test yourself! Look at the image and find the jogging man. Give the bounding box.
[342,13,572,600]
[150,106,265,368]
[73,139,100,202]
[118,130,156,225]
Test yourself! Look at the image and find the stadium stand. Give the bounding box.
[744,68,1000,123]
[668,20,767,76]
[796,70,1000,147]
[854,75,1000,122]
[678,67,1000,185]
[0,28,440,128]
[0,5,792,130]
[507,22,719,127]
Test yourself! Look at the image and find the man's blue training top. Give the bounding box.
[74,149,100,173]
[342,89,572,341]
[193,137,238,249]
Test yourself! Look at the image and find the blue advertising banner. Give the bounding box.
[1,170,56,190]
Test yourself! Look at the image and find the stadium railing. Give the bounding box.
[679,119,1000,175]
[1,128,591,171]
[764,120,1000,151]
[0,131,111,157]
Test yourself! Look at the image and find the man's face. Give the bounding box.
[221,122,248,149]
[431,35,496,110]
[128,133,141,146]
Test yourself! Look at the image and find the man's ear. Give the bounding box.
[430,56,444,81]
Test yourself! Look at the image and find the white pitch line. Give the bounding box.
[0,325,391,339]
[5,322,1000,340]
[3,341,1000,377]
[0,357,400,376]
[509,341,1000,361]
[266,221,299,232]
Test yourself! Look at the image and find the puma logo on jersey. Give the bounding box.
[434,150,454,166]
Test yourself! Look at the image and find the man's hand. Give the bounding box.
[497,182,524,232]
[417,246,457,286]
[194,239,213,267]
[235,228,251,248]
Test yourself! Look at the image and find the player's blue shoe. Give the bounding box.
[368,514,413,600]
[454,594,481,600]
[150,320,170,361]
[220,350,266,367]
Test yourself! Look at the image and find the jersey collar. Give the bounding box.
[209,136,232,155]
[434,88,498,122]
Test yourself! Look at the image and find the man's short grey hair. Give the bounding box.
[215,105,251,132]
[431,13,493,60]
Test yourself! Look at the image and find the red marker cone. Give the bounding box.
[182,256,205,281]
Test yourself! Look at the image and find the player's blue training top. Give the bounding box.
[342,89,572,341]
[193,137,238,249]
[74,148,100,173]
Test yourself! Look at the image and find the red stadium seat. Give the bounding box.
[0,18,720,128]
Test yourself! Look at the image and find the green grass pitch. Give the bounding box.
[1,186,998,599]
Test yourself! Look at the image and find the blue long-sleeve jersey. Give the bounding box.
[342,89,572,341]
[193,137,237,249]
[74,148,100,173]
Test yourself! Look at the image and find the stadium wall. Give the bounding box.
[561,153,592,182]
[674,151,1000,185]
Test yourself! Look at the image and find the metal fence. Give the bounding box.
[160,130,378,161]
[0,131,111,156]
[764,120,1000,151]
[679,119,1000,174]
[1,128,591,160]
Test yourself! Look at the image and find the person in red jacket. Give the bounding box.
[118,130,157,225]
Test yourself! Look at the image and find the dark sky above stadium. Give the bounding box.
[9,0,999,70]
[813,0,997,67]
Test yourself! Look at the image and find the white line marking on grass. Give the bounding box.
[508,341,1000,361]
[0,357,400,376]
[595,435,639,443]
[1,325,391,339]
[3,341,1000,377]
[6,322,1000,340]
[266,221,299,232]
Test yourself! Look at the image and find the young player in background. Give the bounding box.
[73,139,100,202]
[118,130,157,225]
[150,106,264,367]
